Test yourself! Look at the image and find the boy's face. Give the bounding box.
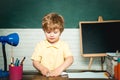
[44,29,61,44]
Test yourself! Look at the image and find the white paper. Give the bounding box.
[66,72,108,79]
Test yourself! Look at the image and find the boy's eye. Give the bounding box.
[46,31,58,34]
[54,31,58,34]
[46,31,51,33]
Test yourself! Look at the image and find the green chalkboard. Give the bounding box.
[80,20,120,55]
[0,0,120,28]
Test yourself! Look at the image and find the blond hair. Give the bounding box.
[42,13,64,33]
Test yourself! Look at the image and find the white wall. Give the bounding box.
[0,29,106,71]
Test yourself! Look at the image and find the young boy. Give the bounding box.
[31,13,74,77]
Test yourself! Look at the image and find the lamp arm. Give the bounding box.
[2,44,7,71]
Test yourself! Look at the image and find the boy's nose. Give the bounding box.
[50,32,54,36]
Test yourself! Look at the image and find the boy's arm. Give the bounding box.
[59,56,74,71]
[49,56,74,76]
[32,60,50,76]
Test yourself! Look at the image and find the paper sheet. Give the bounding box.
[62,72,108,79]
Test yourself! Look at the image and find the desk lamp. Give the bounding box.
[0,33,19,71]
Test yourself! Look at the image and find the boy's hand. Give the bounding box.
[41,67,50,76]
[48,68,63,77]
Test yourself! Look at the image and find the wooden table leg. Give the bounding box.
[88,57,93,70]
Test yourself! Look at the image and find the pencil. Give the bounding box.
[20,57,26,65]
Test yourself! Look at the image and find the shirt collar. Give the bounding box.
[45,40,60,49]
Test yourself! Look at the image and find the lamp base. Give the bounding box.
[0,69,9,77]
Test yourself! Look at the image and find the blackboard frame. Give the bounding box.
[79,20,120,57]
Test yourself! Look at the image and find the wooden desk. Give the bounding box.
[0,71,116,80]
[23,72,68,80]
[23,72,116,80]
[23,73,114,80]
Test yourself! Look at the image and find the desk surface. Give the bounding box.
[0,71,115,80]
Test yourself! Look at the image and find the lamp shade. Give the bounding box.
[0,33,19,46]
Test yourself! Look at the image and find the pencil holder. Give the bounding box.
[9,65,23,80]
